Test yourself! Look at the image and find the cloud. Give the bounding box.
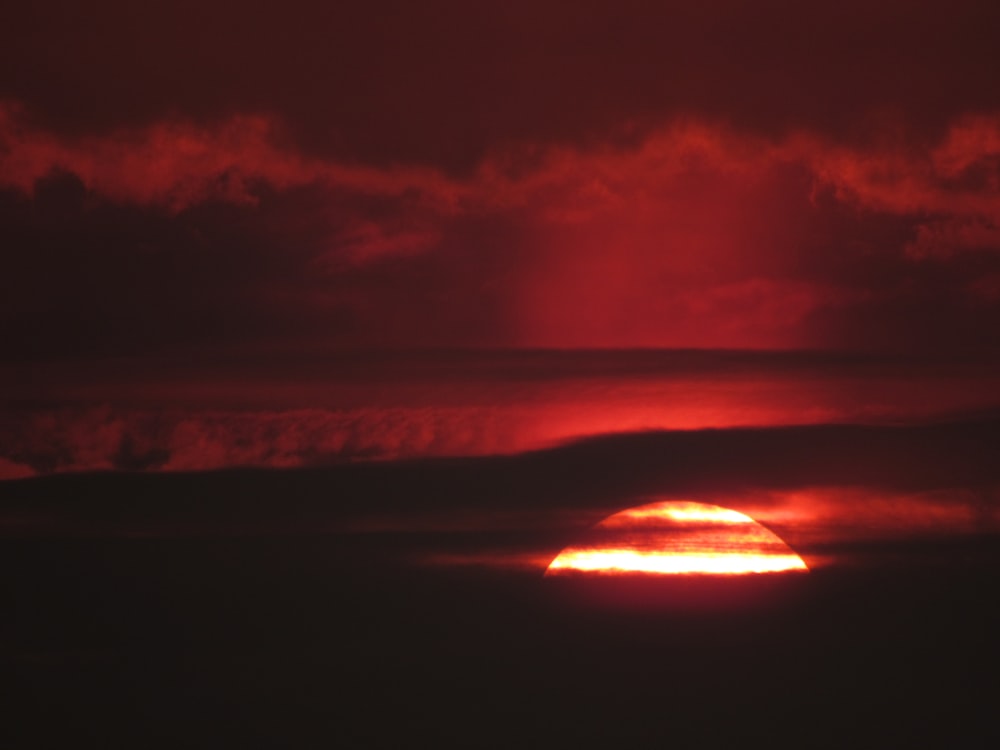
[796,116,1000,259]
[0,457,35,481]
[413,485,1000,573]
[0,101,461,213]
[4,352,1000,476]
[3,417,999,577]
[3,101,1000,354]
[5,101,999,241]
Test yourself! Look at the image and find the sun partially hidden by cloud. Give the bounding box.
[546,501,809,576]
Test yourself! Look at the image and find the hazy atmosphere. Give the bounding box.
[3,2,999,747]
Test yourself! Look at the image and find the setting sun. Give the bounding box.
[546,501,808,576]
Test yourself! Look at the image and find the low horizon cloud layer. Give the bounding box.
[4,352,1000,478]
[3,427,998,573]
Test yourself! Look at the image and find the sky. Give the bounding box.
[4,11,1000,742]
[2,0,1000,359]
[3,1,1000,479]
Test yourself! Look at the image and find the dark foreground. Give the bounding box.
[3,533,998,749]
[4,419,1000,748]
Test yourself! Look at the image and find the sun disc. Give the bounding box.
[546,501,808,576]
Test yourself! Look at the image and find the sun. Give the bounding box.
[546,500,808,576]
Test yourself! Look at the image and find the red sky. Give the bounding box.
[3,2,1000,477]
[5,11,1000,741]
[2,1,1000,358]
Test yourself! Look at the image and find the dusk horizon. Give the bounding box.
[4,2,1000,747]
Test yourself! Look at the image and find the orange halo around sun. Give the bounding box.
[545,501,808,576]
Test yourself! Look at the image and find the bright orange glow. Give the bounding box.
[546,501,808,576]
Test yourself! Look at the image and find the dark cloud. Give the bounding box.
[0,171,514,359]
[2,419,999,570]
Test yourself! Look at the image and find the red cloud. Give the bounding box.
[0,101,461,214]
[3,101,1000,350]
[6,100,998,234]
[4,356,1000,477]
[0,457,35,481]
[795,116,1000,259]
